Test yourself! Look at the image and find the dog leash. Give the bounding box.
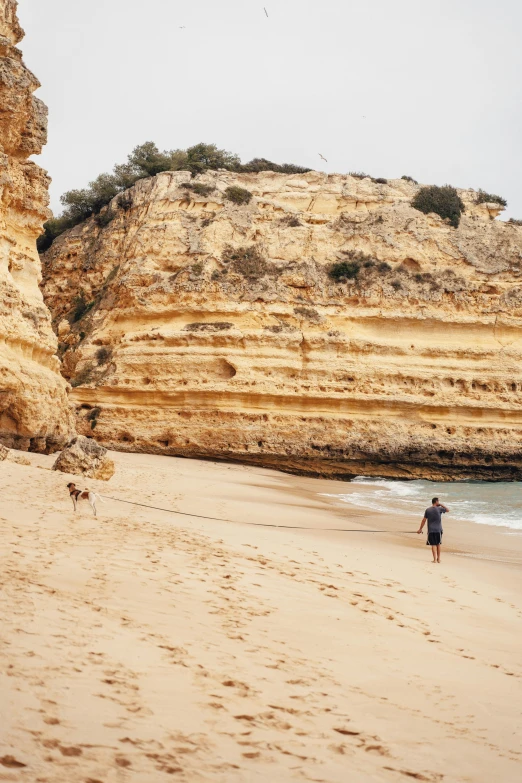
[100,495,418,533]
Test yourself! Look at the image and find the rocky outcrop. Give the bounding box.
[41,170,522,480]
[0,442,29,464]
[0,0,72,451]
[53,435,115,480]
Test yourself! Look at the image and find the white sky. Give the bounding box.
[18,0,522,218]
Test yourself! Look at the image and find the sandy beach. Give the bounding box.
[1,451,521,783]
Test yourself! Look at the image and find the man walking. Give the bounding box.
[418,497,449,563]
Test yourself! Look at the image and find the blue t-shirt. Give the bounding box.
[424,505,446,533]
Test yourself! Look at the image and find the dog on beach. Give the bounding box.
[67,482,102,517]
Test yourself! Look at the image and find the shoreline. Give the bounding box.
[269,469,522,570]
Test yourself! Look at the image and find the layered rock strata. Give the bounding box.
[41,170,522,479]
[0,0,71,451]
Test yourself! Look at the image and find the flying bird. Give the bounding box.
[264,7,269,17]
[318,153,328,163]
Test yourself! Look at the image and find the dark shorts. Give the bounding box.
[427,532,442,546]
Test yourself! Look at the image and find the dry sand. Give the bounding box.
[1,451,521,783]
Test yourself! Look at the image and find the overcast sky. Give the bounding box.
[19,0,522,218]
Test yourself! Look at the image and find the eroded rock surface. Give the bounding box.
[53,435,114,480]
[41,170,522,479]
[0,0,71,451]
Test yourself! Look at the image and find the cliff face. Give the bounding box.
[0,0,71,451]
[41,169,522,479]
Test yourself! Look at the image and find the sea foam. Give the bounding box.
[323,477,522,531]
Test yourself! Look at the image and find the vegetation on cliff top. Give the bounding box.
[475,189,507,207]
[37,142,311,252]
[37,141,510,254]
[349,172,388,185]
[412,185,465,228]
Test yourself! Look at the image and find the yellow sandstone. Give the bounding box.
[0,0,72,451]
[41,169,522,479]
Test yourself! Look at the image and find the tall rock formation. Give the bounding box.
[41,170,522,479]
[0,0,71,451]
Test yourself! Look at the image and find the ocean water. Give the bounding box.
[326,478,522,531]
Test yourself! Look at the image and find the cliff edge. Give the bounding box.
[41,169,522,479]
[0,0,71,451]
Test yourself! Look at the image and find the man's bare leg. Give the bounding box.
[436,544,441,563]
[431,545,437,563]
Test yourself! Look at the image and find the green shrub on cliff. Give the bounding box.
[475,189,507,207]
[94,207,116,227]
[224,186,252,205]
[71,294,94,323]
[181,182,216,197]
[329,260,360,281]
[87,407,101,429]
[128,141,188,177]
[328,250,382,282]
[221,244,269,279]
[70,362,95,387]
[37,142,311,251]
[186,143,240,176]
[95,346,113,364]
[37,215,77,252]
[411,185,465,228]
[239,157,310,175]
[294,306,321,322]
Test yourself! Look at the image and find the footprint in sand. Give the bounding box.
[0,755,27,768]
[384,768,443,782]
[59,745,83,757]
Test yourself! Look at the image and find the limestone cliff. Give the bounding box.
[0,0,71,451]
[41,169,522,479]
